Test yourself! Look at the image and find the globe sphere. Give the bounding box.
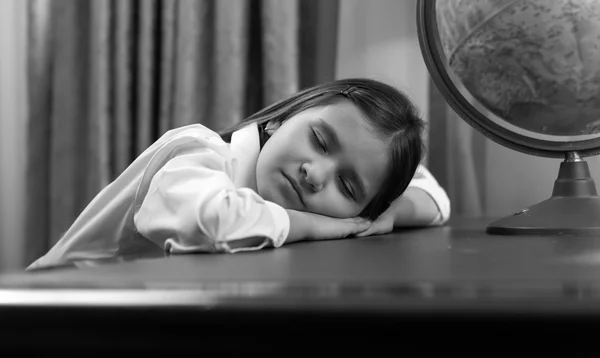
[436,0,600,137]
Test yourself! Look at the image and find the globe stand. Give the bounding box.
[486,152,600,236]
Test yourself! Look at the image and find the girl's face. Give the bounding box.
[255,100,390,218]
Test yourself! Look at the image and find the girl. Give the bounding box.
[27,78,450,271]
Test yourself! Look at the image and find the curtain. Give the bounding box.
[22,0,339,268]
[0,0,29,271]
[428,79,485,218]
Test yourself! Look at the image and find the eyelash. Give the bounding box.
[339,177,355,199]
[311,128,355,200]
[311,129,326,153]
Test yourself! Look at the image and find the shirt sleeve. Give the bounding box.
[132,136,290,254]
[407,164,451,226]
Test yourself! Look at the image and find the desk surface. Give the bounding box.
[4,217,600,353]
[3,217,600,305]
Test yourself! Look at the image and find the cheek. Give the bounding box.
[255,139,294,187]
[309,188,363,218]
[265,137,305,167]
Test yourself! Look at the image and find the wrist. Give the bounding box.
[285,209,312,244]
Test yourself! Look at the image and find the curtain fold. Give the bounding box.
[21,0,338,268]
[428,79,484,218]
[88,0,111,190]
[1,0,29,270]
[445,107,483,217]
[213,0,250,129]
[113,0,134,174]
[261,0,299,106]
[24,0,52,266]
[173,0,211,129]
[47,0,93,245]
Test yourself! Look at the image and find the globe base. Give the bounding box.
[486,158,600,236]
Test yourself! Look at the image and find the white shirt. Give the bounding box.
[411,163,451,226]
[27,123,450,270]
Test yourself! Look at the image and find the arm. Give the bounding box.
[356,165,450,237]
[133,139,291,254]
[387,187,442,227]
[285,209,371,244]
[404,164,451,226]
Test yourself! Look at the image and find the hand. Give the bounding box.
[354,212,394,237]
[285,210,371,244]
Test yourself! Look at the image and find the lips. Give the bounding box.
[282,172,305,207]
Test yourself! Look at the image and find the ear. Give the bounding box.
[265,120,282,135]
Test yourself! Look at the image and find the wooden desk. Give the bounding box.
[2,217,600,354]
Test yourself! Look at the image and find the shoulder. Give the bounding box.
[160,124,223,143]
[133,125,236,209]
[152,124,229,155]
[138,124,234,182]
[409,164,443,191]
[413,164,433,180]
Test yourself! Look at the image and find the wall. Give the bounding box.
[0,0,27,271]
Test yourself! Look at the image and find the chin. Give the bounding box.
[257,175,291,209]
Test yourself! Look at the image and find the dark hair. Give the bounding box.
[219,78,426,220]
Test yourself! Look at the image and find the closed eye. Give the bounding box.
[311,127,355,201]
[311,128,327,153]
[339,176,356,201]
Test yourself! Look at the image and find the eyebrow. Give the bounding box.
[318,118,368,202]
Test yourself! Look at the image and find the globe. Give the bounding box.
[417,0,600,235]
[438,0,600,137]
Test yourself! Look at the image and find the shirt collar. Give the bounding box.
[229,123,261,190]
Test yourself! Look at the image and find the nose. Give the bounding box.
[301,160,334,192]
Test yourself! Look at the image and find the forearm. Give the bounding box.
[285,209,310,244]
[284,209,372,244]
[387,187,441,227]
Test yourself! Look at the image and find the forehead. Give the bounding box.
[308,101,390,198]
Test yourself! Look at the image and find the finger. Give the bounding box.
[348,216,370,224]
[341,216,369,226]
[355,220,394,237]
[336,218,370,239]
[355,219,371,232]
[313,217,371,241]
[357,225,394,237]
[355,218,382,236]
[355,227,376,237]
